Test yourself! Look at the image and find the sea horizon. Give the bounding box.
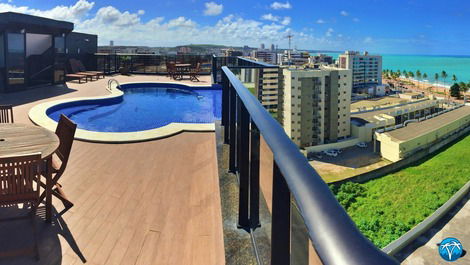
[313,52,470,86]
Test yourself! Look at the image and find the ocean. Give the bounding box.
[319,53,470,87]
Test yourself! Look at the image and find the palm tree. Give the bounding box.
[434,73,439,93]
[416,70,422,89]
[441,71,448,86]
[423,73,428,92]
[452,74,457,83]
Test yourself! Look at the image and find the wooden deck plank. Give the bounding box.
[0,75,224,265]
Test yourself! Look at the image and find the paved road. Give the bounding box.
[399,195,469,265]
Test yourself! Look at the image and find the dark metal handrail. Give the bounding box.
[221,65,398,265]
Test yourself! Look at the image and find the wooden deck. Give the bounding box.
[0,75,225,265]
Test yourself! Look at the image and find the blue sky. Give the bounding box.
[1,0,469,55]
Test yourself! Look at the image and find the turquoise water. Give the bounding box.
[318,52,470,86]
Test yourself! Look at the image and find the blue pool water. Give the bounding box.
[47,84,222,132]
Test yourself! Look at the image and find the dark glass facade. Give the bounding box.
[0,12,96,93]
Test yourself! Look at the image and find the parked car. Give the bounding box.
[323,149,338,157]
[331,148,342,154]
[356,142,368,148]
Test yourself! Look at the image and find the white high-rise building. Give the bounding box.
[338,51,382,93]
[280,66,352,147]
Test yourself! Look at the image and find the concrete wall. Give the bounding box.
[304,137,361,153]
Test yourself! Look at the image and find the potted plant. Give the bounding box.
[119,56,131,75]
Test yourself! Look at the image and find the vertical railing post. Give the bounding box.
[271,161,291,265]
[249,121,261,228]
[229,85,237,173]
[222,72,230,143]
[237,103,250,228]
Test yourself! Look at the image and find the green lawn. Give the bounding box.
[330,134,470,248]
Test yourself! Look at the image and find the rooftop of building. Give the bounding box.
[352,99,437,123]
[0,74,226,265]
[0,12,73,32]
[383,106,470,141]
[342,50,381,57]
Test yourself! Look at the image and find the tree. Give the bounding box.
[459,82,467,92]
[450,83,461,98]
[423,73,429,92]
[452,74,458,83]
[416,70,422,89]
[441,71,448,86]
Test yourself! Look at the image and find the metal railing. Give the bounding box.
[220,65,399,265]
[95,54,213,75]
[107,79,120,92]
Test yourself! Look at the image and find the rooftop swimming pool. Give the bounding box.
[46,83,221,133]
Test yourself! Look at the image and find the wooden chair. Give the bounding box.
[167,62,177,80]
[189,62,201,82]
[0,153,42,260]
[38,115,77,216]
[0,105,14,123]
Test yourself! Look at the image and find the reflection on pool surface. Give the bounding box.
[47,85,221,133]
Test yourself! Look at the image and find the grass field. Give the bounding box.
[330,134,470,248]
[351,96,409,111]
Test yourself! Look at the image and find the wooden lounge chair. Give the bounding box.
[38,115,77,216]
[0,104,14,123]
[0,153,42,260]
[73,59,105,79]
[65,72,88,83]
[189,62,201,82]
[69,59,99,81]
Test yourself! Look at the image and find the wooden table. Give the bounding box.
[174,64,192,80]
[0,123,59,222]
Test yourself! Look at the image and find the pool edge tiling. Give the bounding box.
[29,82,218,143]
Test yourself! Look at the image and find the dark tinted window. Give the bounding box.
[55,36,65,53]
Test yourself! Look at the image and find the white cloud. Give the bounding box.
[340,10,348,16]
[316,19,326,24]
[270,1,292,10]
[326,28,334,37]
[85,6,143,27]
[281,16,291,25]
[0,0,350,50]
[353,17,360,22]
[0,0,95,23]
[261,13,279,22]
[204,2,223,16]
[167,16,196,28]
[363,36,373,43]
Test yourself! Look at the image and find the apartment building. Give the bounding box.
[251,49,277,64]
[278,50,310,66]
[280,66,352,147]
[338,51,382,93]
[309,54,334,65]
[254,67,280,112]
[224,49,243,57]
